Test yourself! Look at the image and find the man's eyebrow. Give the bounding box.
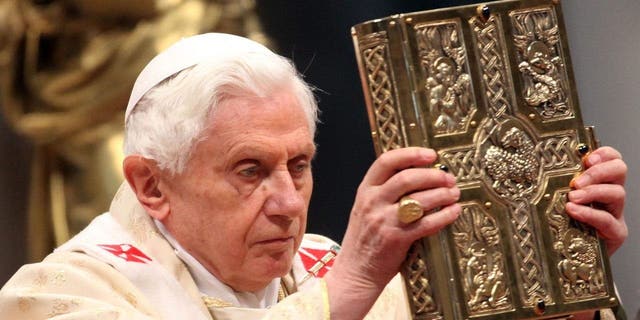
[305,142,317,153]
[226,141,316,161]
[302,143,317,159]
[227,145,270,160]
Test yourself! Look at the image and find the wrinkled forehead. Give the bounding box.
[208,90,311,134]
[193,92,316,162]
[126,33,273,121]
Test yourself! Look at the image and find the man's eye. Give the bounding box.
[290,162,309,175]
[239,166,259,178]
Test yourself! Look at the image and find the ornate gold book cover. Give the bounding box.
[351,0,618,319]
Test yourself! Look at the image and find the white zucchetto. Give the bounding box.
[125,33,273,122]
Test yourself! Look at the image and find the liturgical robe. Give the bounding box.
[0,182,409,319]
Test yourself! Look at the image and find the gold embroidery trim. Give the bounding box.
[320,279,330,320]
[279,269,297,302]
[202,296,233,308]
[202,272,297,308]
[278,282,287,302]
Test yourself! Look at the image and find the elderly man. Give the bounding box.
[0,33,628,319]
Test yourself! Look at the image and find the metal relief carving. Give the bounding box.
[352,1,618,318]
[547,189,608,300]
[484,127,540,196]
[479,126,550,306]
[357,31,441,318]
[441,148,484,183]
[358,32,405,153]
[505,201,550,306]
[415,21,476,136]
[453,204,511,314]
[438,127,554,308]
[404,244,442,318]
[475,126,550,308]
[469,15,513,118]
[469,12,551,306]
[537,134,580,170]
[511,7,572,120]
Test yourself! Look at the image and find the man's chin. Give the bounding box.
[228,261,292,292]
[245,245,297,279]
[262,253,295,277]
[235,263,292,292]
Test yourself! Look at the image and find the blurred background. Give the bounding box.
[1,0,638,317]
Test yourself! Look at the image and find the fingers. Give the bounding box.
[379,166,456,203]
[403,203,461,238]
[571,157,627,188]
[362,147,438,186]
[567,145,628,255]
[573,146,626,188]
[568,184,625,219]
[565,202,628,255]
[583,146,622,167]
[401,184,460,213]
[360,147,456,207]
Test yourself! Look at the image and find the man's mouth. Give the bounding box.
[255,236,295,249]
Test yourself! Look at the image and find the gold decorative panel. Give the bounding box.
[453,203,512,315]
[414,20,477,136]
[351,1,618,319]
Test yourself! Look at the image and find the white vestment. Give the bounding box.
[0,183,410,319]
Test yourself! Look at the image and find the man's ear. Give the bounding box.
[123,155,170,220]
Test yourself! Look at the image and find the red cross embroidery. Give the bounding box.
[298,247,337,278]
[97,244,152,264]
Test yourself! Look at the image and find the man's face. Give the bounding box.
[160,90,315,292]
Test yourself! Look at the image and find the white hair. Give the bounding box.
[123,51,318,174]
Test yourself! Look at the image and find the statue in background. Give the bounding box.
[0,0,268,261]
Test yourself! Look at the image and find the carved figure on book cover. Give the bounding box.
[547,189,607,301]
[415,22,476,135]
[453,205,511,314]
[511,8,571,119]
[484,127,540,196]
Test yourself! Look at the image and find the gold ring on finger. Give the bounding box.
[398,196,424,224]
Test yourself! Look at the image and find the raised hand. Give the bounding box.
[324,147,461,319]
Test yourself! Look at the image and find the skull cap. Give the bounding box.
[125,33,273,122]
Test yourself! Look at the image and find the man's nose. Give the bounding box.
[263,170,306,218]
